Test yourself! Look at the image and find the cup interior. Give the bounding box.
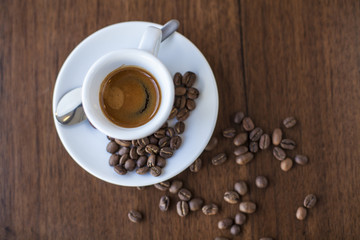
[82,49,174,140]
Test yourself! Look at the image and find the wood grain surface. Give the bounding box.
[1,0,360,239]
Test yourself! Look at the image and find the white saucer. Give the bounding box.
[52,21,219,187]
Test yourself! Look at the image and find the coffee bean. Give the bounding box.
[187,87,199,99]
[179,95,187,109]
[159,195,170,211]
[131,139,138,146]
[156,156,167,168]
[145,144,160,155]
[183,71,196,87]
[129,147,139,160]
[114,165,127,175]
[169,180,183,194]
[224,191,240,204]
[259,134,271,150]
[211,153,228,166]
[170,136,182,150]
[189,198,204,211]
[249,141,259,153]
[168,107,178,119]
[138,137,149,147]
[255,176,268,189]
[234,111,245,124]
[124,159,136,171]
[205,137,218,151]
[149,136,158,145]
[295,154,308,165]
[175,121,185,134]
[296,206,307,220]
[118,146,130,155]
[260,238,274,240]
[234,212,247,225]
[166,127,176,137]
[109,154,119,166]
[174,97,181,108]
[242,117,255,131]
[154,129,166,139]
[223,128,237,138]
[154,181,170,191]
[176,108,190,121]
[304,194,317,208]
[176,201,189,217]
[175,86,187,96]
[159,147,174,158]
[235,152,254,165]
[233,146,248,156]
[137,156,147,168]
[186,99,196,111]
[202,203,219,215]
[230,224,241,236]
[136,166,149,175]
[106,141,119,153]
[178,188,192,201]
[280,139,296,150]
[233,132,248,146]
[128,210,142,223]
[273,147,286,160]
[189,158,202,172]
[146,154,156,168]
[218,218,234,230]
[234,181,248,196]
[115,139,131,147]
[173,72,182,86]
[214,237,229,240]
[280,158,293,171]
[119,154,129,165]
[283,116,297,128]
[150,166,162,177]
[272,128,282,145]
[239,201,257,214]
[136,146,146,156]
[249,127,263,141]
[158,136,170,148]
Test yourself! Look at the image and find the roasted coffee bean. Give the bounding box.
[249,127,263,141]
[145,144,160,155]
[154,181,171,191]
[154,129,166,138]
[114,165,127,175]
[223,128,237,138]
[235,152,254,165]
[234,181,248,196]
[129,147,139,160]
[166,127,176,137]
[178,188,192,201]
[239,201,257,214]
[169,180,183,194]
[211,153,227,166]
[137,156,147,168]
[283,116,297,128]
[115,139,131,147]
[242,117,255,131]
[118,146,130,155]
[156,156,167,168]
[233,132,248,146]
[150,166,162,177]
[159,147,174,158]
[174,97,181,108]
[106,141,119,153]
[176,201,189,217]
[176,108,190,121]
[304,194,317,208]
[205,137,218,151]
[183,71,196,87]
[147,154,157,167]
[109,154,119,166]
[249,141,259,153]
[280,139,296,150]
[119,154,129,165]
[280,158,293,171]
[230,225,241,236]
[159,195,170,211]
[202,203,219,215]
[187,87,199,99]
[296,206,307,220]
[138,137,149,147]
[189,198,204,211]
[175,86,187,96]
[189,158,202,172]
[170,136,182,150]
[131,139,138,146]
[186,99,196,111]
[218,218,234,230]
[234,111,245,124]
[128,210,142,223]
[224,191,240,204]
[136,146,146,156]
[168,107,178,119]
[272,128,282,145]
[124,159,136,171]
[255,176,268,189]
[179,95,187,109]
[273,147,286,160]
[158,136,170,148]
[136,166,149,175]
[214,237,229,240]
[234,212,247,225]
[295,154,308,165]
[234,146,248,156]
[149,136,158,145]
[259,134,271,150]
[175,121,185,134]
[173,72,182,86]
[260,237,274,240]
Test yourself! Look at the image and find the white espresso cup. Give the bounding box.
[82,26,174,140]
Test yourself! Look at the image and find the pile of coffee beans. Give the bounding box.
[106,72,199,177]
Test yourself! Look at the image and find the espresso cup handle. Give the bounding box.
[138,26,162,57]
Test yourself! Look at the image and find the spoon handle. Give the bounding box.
[161,19,179,42]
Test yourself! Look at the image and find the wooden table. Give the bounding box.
[1,0,359,239]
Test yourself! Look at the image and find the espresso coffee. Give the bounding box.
[99,66,161,128]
